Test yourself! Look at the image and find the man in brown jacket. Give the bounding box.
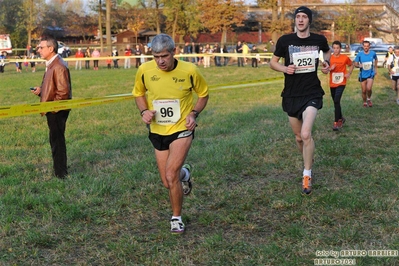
[32,36,72,178]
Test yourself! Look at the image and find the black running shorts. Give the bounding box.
[149,130,194,151]
[282,95,323,120]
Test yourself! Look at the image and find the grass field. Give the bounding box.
[0,60,399,265]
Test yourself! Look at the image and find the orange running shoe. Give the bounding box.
[302,175,312,195]
[333,122,339,131]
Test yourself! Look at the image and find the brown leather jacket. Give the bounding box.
[40,55,72,103]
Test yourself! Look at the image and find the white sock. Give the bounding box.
[172,216,182,222]
[303,169,312,178]
[181,167,190,181]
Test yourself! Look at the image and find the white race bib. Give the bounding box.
[362,62,372,70]
[292,51,317,73]
[332,72,344,84]
[152,99,181,125]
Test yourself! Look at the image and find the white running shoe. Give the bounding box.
[181,163,192,195]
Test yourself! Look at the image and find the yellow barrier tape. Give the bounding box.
[5,52,274,63]
[0,76,284,119]
[0,94,134,119]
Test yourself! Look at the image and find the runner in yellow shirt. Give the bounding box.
[133,33,209,234]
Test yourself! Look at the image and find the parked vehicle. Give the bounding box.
[341,43,350,53]
[364,37,383,46]
[57,41,71,55]
[0,34,12,54]
[349,43,362,58]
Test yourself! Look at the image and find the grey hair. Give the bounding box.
[151,34,175,53]
[41,36,58,53]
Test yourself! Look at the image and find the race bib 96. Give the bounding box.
[152,99,181,125]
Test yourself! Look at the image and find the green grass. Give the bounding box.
[0,62,399,265]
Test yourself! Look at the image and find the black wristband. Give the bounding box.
[140,109,148,116]
[191,110,199,118]
[324,60,330,65]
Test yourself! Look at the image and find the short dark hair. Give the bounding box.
[362,40,371,46]
[40,35,58,53]
[332,40,342,48]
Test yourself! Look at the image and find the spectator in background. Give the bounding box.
[242,42,249,65]
[91,48,100,70]
[236,41,244,67]
[203,43,212,68]
[74,48,84,70]
[15,55,22,73]
[145,45,152,61]
[143,45,149,63]
[222,45,229,66]
[30,51,36,72]
[112,47,119,68]
[134,44,142,68]
[23,55,29,72]
[198,44,204,66]
[124,44,132,69]
[31,36,72,179]
[214,43,222,67]
[61,47,70,67]
[0,52,6,73]
[191,42,197,64]
[106,55,112,69]
[26,45,33,57]
[183,42,191,62]
[251,45,259,68]
[265,40,275,64]
[85,46,91,69]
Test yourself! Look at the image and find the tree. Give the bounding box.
[0,0,27,48]
[335,4,379,44]
[127,6,145,44]
[138,0,164,34]
[163,0,202,41]
[198,0,245,44]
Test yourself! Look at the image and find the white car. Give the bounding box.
[57,41,71,56]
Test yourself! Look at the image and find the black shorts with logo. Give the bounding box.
[149,130,194,151]
[282,95,323,120]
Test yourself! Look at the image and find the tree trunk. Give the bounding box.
[271,0,278,43]
[221,27,227,45]
[106,0,112,54]
[99,0,103,53]
[172,9,178,41]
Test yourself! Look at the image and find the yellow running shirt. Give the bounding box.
[133,59,209,135]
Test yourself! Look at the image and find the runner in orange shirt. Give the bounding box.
[329,40,355,131]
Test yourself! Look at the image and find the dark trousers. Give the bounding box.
[135,58,141,68]
[85,60,90,69]
[330,86,345,122]
[46,110,70,178]
[237,57,244,67]
[252,58,258,68]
